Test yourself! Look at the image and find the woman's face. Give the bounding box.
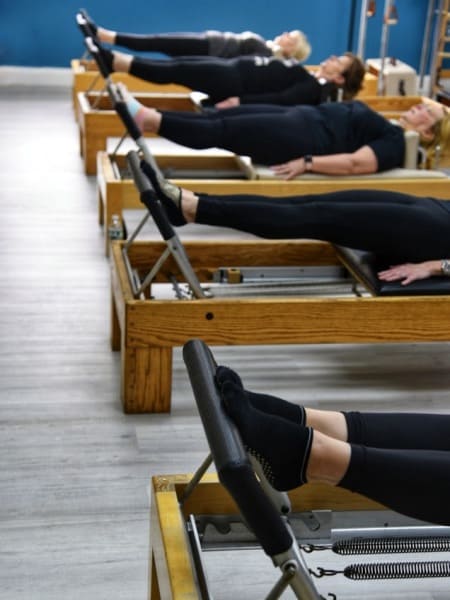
[318,55,353,81]
[399,103,445,138]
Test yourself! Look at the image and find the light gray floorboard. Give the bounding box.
[0,86,449,599]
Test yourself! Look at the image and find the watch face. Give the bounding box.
[442,260,450,275]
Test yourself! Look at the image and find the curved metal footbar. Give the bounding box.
[77,18,156,164]
[125,151,206,299]
[182,338,321,600]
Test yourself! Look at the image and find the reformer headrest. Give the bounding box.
[334,245,450,296]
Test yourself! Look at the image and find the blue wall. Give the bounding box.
[0,0,428,70]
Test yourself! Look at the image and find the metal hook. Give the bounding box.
[309,567,341,578]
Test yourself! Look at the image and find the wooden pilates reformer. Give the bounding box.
[109,151,450,414]
[149,338,450,599]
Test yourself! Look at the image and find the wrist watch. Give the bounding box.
[304,154,313,172]
[441,259,450,276]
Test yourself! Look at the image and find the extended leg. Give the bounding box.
[112,31,210,55]
[221,382,450,525]
[107,52,244,101]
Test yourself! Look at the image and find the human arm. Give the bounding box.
[378,261,444,285]
[270,145,378,179]
[215,96,241,109]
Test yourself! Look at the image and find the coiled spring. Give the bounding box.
[344,560,450,580]
[302,535,450,555]
[310,560,450,580]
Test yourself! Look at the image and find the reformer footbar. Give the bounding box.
[182,338,322,600]
[124,150,356,301]
[77,15,169,165]
[76,12,109,106]
[125,150,206,299]
[81,34,158,164]
[182,339,450,598]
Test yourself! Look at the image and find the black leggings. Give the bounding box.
[158,105,313,164]
[130,56,250,103]
[115,32,210,55]
[341,411,450,525]
[195,189,450,263]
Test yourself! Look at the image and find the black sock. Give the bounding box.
[219,376,313,491]
[215,365,305,425]
[140,159,186,226]
[82,9,98,35]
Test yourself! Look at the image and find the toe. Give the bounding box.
[215,365,243,389]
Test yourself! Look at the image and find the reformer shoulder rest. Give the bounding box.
[334,245,450,296]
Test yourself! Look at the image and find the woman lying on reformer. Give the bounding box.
[81,11,311,62]
[214,364,450,526]
[140,150,450,286]
[91,36,364,107]
[120,84,449,176]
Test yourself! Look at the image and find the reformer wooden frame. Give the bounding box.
[97,150,450,256]
[149,473,385,600]
[110,238,450,414]
[76,91,200,174]
[71,58,190,116]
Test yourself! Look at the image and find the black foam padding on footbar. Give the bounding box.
[183,338,293,557]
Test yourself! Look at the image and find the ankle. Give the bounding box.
[306,431,350,485]
[98,28,116,44]
[180,191,198,222]
[305,408,348,441]
[113,51,132,73]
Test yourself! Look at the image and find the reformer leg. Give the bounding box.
[110,291,121,352]
[122,345,173,413]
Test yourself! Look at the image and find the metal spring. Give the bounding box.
[344,560,450,580]
[302,536,450,555]
[310,560,450,580]
[334,535,450,555]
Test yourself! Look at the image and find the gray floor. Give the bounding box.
[1,85,450,599]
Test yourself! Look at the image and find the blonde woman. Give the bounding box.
[82,10,311,61]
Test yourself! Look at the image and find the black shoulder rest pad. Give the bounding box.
[334,245,450,296]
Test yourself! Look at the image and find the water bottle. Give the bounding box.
[108,214,124,240]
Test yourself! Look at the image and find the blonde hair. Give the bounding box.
[272,30,311,62]
[421,108,450,168]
